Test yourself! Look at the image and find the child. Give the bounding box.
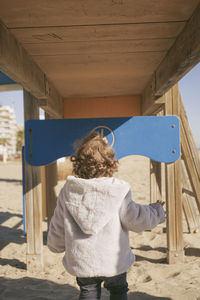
[47,131,165,300]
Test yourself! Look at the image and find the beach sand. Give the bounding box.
[0,157,200,300]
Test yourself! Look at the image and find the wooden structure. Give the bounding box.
[150,84,200,263]
[0,1,200,270]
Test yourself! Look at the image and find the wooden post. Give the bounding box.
[165,84,184,264]
[150,160,162,203]
[46,162,58,227]
[150,108,164,204]
[24,89,43,271]
[41,166,47,220]
[41,161,57,227]
[44,113,58,228]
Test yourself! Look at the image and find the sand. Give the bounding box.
[0,157,200,300]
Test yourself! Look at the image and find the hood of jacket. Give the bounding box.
[64,176,130,235]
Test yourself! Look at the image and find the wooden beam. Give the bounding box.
[142,3,200,115]
[165,85,184,264]
[0,20,63,118]
[24,89,43,271]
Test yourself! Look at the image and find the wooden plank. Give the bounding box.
[142,3,200,115]
[165,159,177,258]
[174,161,183,254]
[23,39,174,56]
[0,20,63,118]
[64,95,141,118]
[180,122,200,213]
[179,92,200,213]
[34,51,165,71]
[24,89,43,271]
[1,0,198,27]
[181,161,199,233]
[165,86,184,264]
[180,96,200,180]
[39,73,151,99]
[35,52,164,97]
[11,22,185,44]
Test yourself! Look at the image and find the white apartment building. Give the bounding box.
[0,105,17,157]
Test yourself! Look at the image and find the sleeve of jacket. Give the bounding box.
[47,187,66,253]
[119,190,165,232]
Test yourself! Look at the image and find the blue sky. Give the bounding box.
[0,62,200,148]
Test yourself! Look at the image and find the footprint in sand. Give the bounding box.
[169,272,181,278]
[143,275,152,283]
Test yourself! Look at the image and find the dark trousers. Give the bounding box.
[76,272,128,300]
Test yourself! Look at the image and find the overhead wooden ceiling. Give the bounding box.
[0,0,199,99]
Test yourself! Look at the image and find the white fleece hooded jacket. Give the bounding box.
[47,176,165,278]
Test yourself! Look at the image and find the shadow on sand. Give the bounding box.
[0,277,173,300]
[0,211,49,270]
[185,247,200,257]
[0,211,25,251]
[0,276,79,300]
[131,245,167,264]
[128,291,172,300]
[133,244,200,262]
[0,258,26,270]
[0,178,22,184]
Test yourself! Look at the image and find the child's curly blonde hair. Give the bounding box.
[70,131,118,179]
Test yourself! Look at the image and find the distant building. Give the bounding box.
[0,105,18,157]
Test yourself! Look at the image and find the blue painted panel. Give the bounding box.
[0,72,15,85]
[25,116,180,166]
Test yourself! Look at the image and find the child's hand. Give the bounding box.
[156,200,165,206]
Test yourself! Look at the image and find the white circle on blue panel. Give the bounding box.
[93,125,115,147]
